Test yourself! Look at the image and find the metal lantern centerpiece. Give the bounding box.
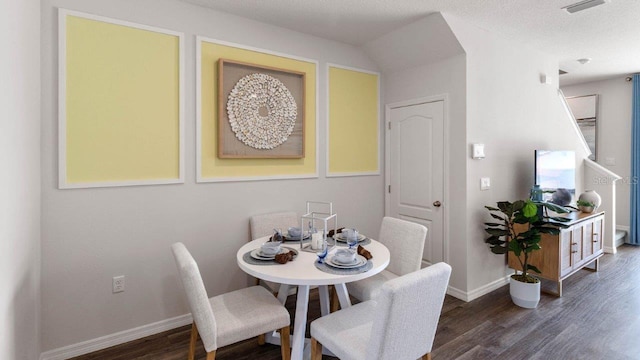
[300,201,337,251]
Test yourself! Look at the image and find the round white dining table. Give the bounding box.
[236,236,390,360]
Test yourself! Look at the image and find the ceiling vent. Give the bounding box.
[559,69,568,75]
[562,0,609,14]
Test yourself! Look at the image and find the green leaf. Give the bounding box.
[490,247,508,254]
[512,200,525,212]
[543,202,570,214]
[522,201,537,217]
[485,228,510,236]
[485,206,500,211]
[509,240,521,255]
[548,216,572,223]
[485,236,503,245]
[490,213,507,221]
[484,222,504,227]
[526,264,542,273]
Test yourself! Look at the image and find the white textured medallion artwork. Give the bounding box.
[227,73,297,149]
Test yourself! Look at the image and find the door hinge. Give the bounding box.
[388,122,391,130]
[388,185,391,193]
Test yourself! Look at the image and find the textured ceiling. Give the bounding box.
[182,0,640,85]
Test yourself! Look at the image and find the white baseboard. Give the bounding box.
[446,276,509,302]
[40,313,193,360]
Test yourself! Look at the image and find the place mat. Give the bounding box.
[314,260,373,275]
[242,247,298,266]
[330,237,371,246]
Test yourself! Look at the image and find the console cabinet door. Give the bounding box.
[571,226,584,270]
[560,229,573,277]
[582,221,594,259]
[592,216,604,253]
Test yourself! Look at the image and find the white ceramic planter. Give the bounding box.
[509,276,540,308]
[579,190,602,210]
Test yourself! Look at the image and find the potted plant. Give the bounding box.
[484,199,570,308]
[576,199,595,213]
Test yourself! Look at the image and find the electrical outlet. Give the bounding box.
[113,275,125,293]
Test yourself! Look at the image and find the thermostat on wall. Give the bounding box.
[472,144,485,159]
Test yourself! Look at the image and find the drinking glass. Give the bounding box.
[346,229,358,250]
[316,240,328,263]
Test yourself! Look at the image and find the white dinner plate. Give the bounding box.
[282,233,310,241]
[333,233,367,243]
[326,254,367,269]
[250,247,298,261]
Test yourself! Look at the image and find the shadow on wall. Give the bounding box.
[12,269,38,359]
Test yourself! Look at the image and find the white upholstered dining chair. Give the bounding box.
[249,211,299,291]
[311,262,451,360]
[345,216,427,302]
[171,242,291,360]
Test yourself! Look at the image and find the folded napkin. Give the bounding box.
[327,227,345,238]
[274,252,294,264]
[357,245,372,260]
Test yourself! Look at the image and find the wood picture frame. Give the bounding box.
[566,94,598,161]
[218,59,305,158]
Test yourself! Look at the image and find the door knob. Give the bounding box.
[433,201,442,207]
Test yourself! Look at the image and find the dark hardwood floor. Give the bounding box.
[70,245,640,360]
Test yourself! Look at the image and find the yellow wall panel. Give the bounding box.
[199,40,317,180]
[62,13,182,186]
[328,66,379,175]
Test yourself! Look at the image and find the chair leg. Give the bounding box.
[330,286,340,313]
[206,350,216,360]
[258,333,266,345]
[279,326,291,360]
[188,323,198,360]
[311,337,322,360]
[422,353,432,360]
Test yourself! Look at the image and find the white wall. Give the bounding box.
[364,13,467,295]
[41,0,382,352]
[0,0,42,359]
[562,77,632,227]
[362,12,470,295]
[378,55,469,292]
[444,14,591,296]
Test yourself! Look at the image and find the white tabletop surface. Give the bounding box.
[237,236,391,286]
[237,235,390,360]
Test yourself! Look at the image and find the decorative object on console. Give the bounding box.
[578,190,602,210]
[576,199,595,213]
[484,200,570,308]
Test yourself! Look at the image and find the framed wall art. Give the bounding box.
[58,9,184,189]
[566,94,598,161]
[218,59,305,158]
[327,64,380,177]
[196,37,318,183]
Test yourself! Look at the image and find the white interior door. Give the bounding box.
[386,100,444,265]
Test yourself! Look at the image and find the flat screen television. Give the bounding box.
[534,150,575,206]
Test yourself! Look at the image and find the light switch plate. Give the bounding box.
[480,177,491,190]
[472,144,485,159]
[604,157,616,166]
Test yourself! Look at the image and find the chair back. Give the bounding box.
[378,216,427,276]
[366,262,451,360]
[249,211,298,239]
[171,242,218,351]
